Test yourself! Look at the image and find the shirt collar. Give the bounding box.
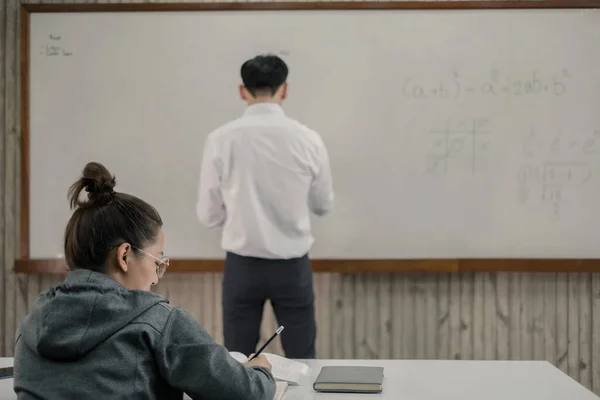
[243,102,285,117]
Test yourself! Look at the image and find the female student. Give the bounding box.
[13,162,276,400]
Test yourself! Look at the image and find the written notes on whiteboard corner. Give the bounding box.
[420,116,598,221]
[518,128,598,220]
[38,34,73,57]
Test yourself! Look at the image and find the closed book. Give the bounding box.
[313,366,384,393]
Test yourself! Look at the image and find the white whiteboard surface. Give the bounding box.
[28,9,600,259]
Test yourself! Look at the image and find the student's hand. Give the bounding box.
[244,354,272,371]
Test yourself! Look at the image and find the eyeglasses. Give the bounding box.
[108,243,169,279]
[133,247,169,279]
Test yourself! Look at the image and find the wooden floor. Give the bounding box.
[5,271,599,395]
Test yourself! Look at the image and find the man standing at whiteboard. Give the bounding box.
[196,54,334,359]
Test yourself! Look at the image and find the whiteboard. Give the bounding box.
[28,9,600,259]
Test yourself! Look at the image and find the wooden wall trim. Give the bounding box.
[19,6,29,259]
[20,1,600,12]
[13,258,600,274]
[19,2,600,275]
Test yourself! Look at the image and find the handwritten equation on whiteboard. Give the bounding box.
[424,118,491,175]
[402,69,571,100]
[38,34,73,57]
[421,118,598,221]
[518,128,599,219]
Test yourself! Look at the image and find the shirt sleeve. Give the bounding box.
[156,308,276,400]
[196,136,226,229]
[308,140,335,216]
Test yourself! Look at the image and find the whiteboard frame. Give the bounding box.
[17,1,600,274]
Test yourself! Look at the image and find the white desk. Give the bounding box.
[0,359,15,400]
[2,357,599,399]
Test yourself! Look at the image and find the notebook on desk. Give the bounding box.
[228,352,294,400]
[229,351,309,385]
[313,366,384,393]
[273,381,288,400]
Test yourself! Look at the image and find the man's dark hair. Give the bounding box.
[64,162,163,272]
[240,54,288,97]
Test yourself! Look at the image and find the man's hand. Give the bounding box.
[243,354,272,371]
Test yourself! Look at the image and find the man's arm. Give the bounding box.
[196,137,226,229]
[156,308,276,400]
[308,142,334,216]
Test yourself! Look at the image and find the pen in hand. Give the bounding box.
[248,326,284,361]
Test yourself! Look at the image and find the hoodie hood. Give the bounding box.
[19,269,166,361]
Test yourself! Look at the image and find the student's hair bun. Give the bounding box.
[67,162,117,209]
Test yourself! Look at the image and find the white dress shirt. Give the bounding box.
[196,102,334,259]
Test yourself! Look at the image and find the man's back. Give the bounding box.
[197,53,332,359]
[197,102,334,259]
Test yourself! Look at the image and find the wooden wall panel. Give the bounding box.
[0,0,6,358]
[2,0,20,357]
[10,272,600,392]
[1,0,600,398]
[157,272,600,393]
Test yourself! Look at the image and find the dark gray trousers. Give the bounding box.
[222,252,316,359]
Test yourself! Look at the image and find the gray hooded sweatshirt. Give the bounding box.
[13,269,276,400]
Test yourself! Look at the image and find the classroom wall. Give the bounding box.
[2,0,600,396]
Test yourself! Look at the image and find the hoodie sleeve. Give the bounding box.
[156,307,276,400]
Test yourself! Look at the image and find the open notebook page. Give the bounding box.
[229,351,309,384]
[274,381,289,400]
